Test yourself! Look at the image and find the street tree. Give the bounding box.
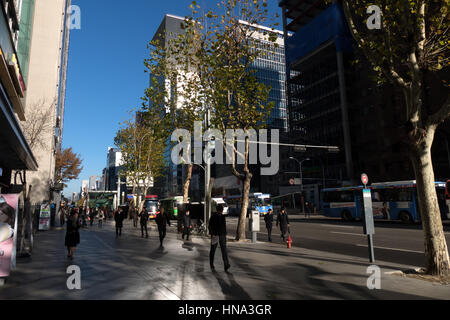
[54,147,83,187]
[340,0,450,275]
[142,15,207,203]
[114,112,165,209]
[16,99,56,254]
[184,0,279,240]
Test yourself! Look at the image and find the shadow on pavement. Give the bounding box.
[211,270,251,300]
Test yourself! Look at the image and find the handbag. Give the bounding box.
[211,235,219,245]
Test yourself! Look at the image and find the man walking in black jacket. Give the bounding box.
[156,207,171,247]
[139,207,149,238]
[115,208,125,238]
[264,209,274,242]
[209,205,230,272]
[182,209,192,241]
[276,207,290,242]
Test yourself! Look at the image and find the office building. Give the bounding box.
[151,14,188,197]
[89,175,97,191]
[0,0,38,192]
[279,0,450,189]
[15,0,72,203]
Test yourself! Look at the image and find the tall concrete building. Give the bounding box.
[19,0,72,203]
[151,14,188,198]
[0,0,38,193]
[89,175,97,191]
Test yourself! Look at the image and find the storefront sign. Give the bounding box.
[38,203,51,231]
[0,194,19,276]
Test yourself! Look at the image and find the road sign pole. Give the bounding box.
[368,234,375,263]
[361,174,375,263]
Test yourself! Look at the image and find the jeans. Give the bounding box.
[116,226,122,236]
[182,227,190,240]
[158,226,166,245]
[266,224,272,241]
[141,223,148,237]
[210,235,230,268]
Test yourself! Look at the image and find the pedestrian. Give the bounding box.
[264,208,274,242]
[58,203,66,226]
[65,209,81,259]
[155,207,171,247]
[97,209,105,228]
[115,208,125,238]
[89,208,95,226]
[209,204,230,272]
[133,207,138,228]
[139,207,149,238]
[305,201,311,218]
[276,207,290,243]
[80,208,87,227]
[182,209,192,241]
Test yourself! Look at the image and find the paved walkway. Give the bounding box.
[0,219,449,300]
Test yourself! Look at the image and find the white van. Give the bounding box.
[212,198,229,215]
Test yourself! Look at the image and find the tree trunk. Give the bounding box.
[410,127,450,276]
[236,173,251,241]
[183,164,193,203]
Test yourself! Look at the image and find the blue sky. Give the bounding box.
[62,0,282,197]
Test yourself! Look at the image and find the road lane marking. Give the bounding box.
[331,231,365,236]
[320,224,355,229]
[356,244,423,254]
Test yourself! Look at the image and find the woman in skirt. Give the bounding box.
[65,208,81,259]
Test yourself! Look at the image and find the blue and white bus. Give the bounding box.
[225,193,273,216]
[321,180,450,223]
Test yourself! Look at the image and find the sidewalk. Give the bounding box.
[0,219,448,300]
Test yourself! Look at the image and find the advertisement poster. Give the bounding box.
[0,194,19,276]
[39,203,51,231]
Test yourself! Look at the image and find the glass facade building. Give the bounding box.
[250,34,288,132]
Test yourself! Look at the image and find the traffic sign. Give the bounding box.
[361,173,369,186]
[289,178,295,186]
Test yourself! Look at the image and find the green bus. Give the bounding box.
[160,196,184,220]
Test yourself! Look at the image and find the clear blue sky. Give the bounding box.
[62,0,282,198]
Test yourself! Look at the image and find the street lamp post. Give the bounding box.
[289,157,310,213]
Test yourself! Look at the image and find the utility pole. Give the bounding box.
[205,108,211,232]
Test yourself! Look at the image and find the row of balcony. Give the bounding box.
[0,0,26,120]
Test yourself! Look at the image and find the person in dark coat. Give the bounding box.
[80,207,87,227]
[132,207,139,228]
[139,207,149,238]
[276,207,290,242]
[89,208,96,226]
[155,207,171,247]
[209,205,230,272]
[264,208,274,242]
[115,208,125,238]
[65,209,81,259]
[182,209,192,241]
